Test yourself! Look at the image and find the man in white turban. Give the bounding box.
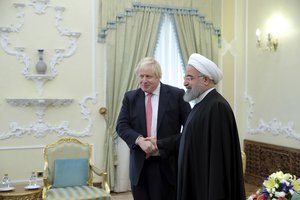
[155,53,245,200]
[183,53,223,102]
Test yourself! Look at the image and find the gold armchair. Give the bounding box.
[42,137,111,200]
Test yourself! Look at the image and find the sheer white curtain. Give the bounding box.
[155,14,185,89]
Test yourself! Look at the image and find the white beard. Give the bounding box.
[183,89,195,102]
[183,83,204,102]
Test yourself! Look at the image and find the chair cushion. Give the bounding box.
[53,158,88,188]
[46,185,111,200]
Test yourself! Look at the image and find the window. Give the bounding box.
[154,14,185,90]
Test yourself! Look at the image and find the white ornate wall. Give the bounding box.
[244,0,300,147]
[221,0,300,149]
[0,0,107,183]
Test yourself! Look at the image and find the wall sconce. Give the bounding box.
[256,28,278,51]
[255,14,287,52]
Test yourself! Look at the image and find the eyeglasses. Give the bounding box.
[183,75,205,81]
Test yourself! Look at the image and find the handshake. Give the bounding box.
[137,136,158,156]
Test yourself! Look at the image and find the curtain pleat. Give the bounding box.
[174,14,218,66]
[173,14,198,65]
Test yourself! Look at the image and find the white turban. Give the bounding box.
[187,53,223,84]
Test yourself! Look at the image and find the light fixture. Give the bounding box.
[255,28,278,51]
[255,14,288,52]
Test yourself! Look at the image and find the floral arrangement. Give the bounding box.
[247,171,300,200]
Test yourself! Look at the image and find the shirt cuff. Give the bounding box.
[135,135,142,145]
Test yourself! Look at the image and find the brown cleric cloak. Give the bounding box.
[177,89,245,200]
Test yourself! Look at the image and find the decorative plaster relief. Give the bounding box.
[0,1,97,139]
[0,1,81,96]
[1,95,96,139]
[28,0,50,14]
[245,93,300,140]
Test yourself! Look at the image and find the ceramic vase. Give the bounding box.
[35,49,47,74]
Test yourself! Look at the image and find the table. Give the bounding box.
[0,184,42,200]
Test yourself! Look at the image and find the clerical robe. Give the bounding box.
[177,89,245,200]
[157,89,246,200]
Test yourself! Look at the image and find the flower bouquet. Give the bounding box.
[247,171,300,200]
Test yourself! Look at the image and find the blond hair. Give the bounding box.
[135,57,162,79]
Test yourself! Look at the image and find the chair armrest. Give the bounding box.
[91,165,110,194]
[42,163,52,199]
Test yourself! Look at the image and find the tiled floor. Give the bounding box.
[110,182,259,200]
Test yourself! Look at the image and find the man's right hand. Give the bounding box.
[137,137,157,154]
[145,137,157,149]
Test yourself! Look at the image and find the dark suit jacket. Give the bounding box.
[116,83,191,186]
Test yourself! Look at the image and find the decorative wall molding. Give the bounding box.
[0,0,96,140]
[0,144,44,151]
[28,0,50,14]
[0,1,81,96]
[6,98,73,119]
[243,0,300,141]
[0,94,96,140]
[245,93,300,140]
[0,0,98,140]
[2,98,73,139]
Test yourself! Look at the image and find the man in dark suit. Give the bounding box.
[116,57,191,200]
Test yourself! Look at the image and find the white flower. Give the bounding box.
[290,189,295,195]
[275,191,286,197]
[282,173,292,181]
[271,187,276,194]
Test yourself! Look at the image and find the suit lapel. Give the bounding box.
[157,84,168,132]
[136,89,147,137]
